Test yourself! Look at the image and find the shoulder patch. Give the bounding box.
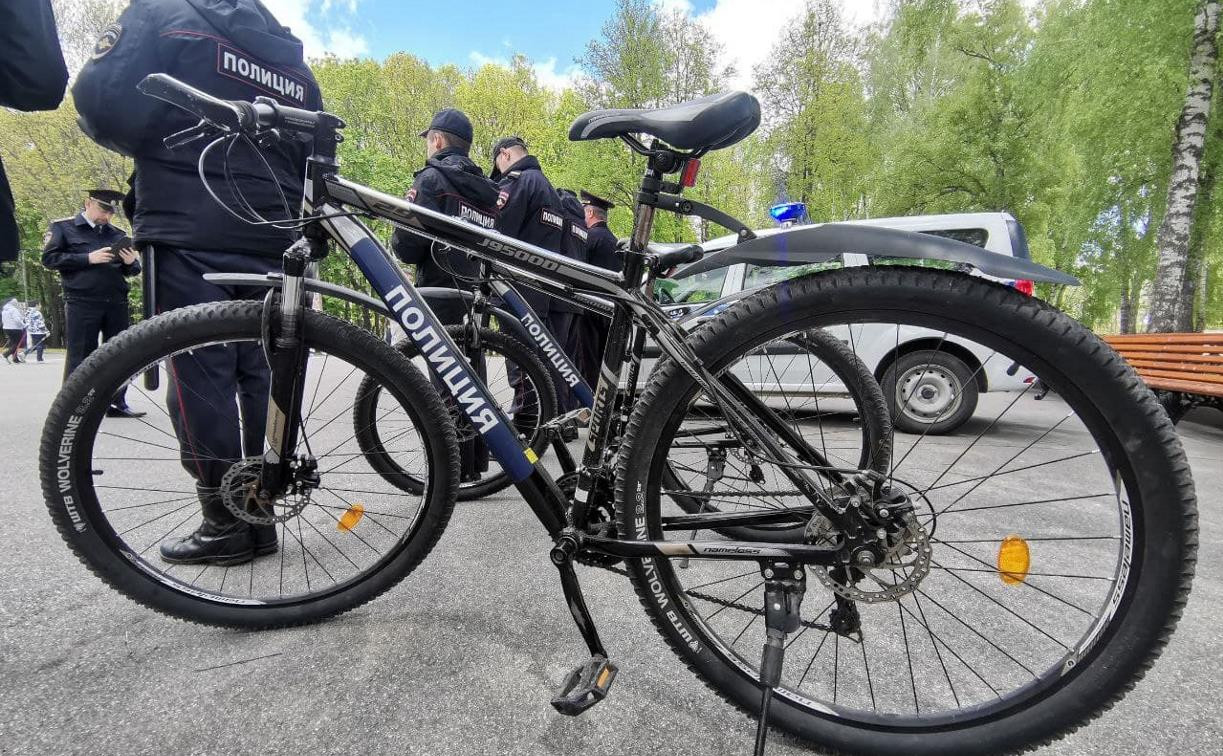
[406,187,418,203]
[92,23,122,60]
[496,189,510,209]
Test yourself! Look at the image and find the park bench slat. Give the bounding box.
[1128,359,1223,376]
[1138,376,1223,397]
[1104,333,1223,345]
[1107,343,1223,354]
[1134,367,1223,387]
[1119,351,1223,364]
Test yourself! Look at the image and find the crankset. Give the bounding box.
[557,472,622,568]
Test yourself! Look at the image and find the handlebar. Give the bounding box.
[137,73,338,145]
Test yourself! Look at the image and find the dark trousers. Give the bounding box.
[548,310,581,412]
[24,333,46,360]
[577,314,610,394]
[3,328,23,360]
[64,298,129,376]
[156,247,277,488]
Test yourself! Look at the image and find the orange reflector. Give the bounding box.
[997,535,1030,585]
[596,667,612,688]
[337,502,365,532]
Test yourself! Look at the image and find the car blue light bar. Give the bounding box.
[769,202,806,224]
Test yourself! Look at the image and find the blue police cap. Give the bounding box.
[420,108,473,144]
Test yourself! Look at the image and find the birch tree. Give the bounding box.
[1148,0,1221,332]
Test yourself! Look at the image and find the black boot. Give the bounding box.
[160,484,255,565]
[251,523,278,556]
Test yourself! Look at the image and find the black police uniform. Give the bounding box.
[0,0,67,261]
[41,211,141,381]
[391,147,500,325]
[391,129,501,483]
[492,154,563,320]
[71,0,323,566]
[554,188,591,411]
[577,192,621,389]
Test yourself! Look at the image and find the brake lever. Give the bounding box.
[163,120,221,151]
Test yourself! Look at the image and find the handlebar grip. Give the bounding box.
[653,244,705,273]
[138,74,246,131]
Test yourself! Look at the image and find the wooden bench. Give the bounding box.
[1102,332,1223,423]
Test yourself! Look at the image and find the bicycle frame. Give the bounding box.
[254,136,852,586]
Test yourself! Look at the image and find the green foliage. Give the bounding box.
[4,0,1220,333]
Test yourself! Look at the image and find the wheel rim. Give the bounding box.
[898,364,963,422]
[72,334,437,607]
[636,311,1141,728]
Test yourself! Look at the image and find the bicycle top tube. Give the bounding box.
[322,175,628,299]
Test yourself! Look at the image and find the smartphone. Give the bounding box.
[111,235,133,254]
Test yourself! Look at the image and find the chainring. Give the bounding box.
[557,472,622,568]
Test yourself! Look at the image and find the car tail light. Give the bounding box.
[680,158,701,187]
[1013,279,1034,296]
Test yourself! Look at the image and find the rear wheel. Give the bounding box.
[616,267,1196,754]
[352,325,557,501]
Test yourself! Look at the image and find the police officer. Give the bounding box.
[392,109,499,326]
[72,0,323,566]
[41,189,145,416]
[490,137,568,421]
[391,108,499,482]
[577,191,620,388]
[0,0,67,262]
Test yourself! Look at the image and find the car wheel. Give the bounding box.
[882,349,979,434]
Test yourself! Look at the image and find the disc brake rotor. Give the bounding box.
[220,456,312,525]
[806,514,933,604]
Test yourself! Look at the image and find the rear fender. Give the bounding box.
[674,223,1079,285]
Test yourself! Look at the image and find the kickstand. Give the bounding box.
[754,561,806,756]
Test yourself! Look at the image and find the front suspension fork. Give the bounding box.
[258,242,315,498]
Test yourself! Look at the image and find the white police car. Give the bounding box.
[655,211,1039,435]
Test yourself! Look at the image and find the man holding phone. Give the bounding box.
[42,188,144,417]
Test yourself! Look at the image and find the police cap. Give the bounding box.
[579,191,615,212]
[491,136,528,158]
[420,108,474,144]
[86,188,125,213]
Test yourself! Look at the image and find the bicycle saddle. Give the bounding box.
[568,91,761,152]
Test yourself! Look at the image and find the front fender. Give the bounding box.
[674,222,1079,285]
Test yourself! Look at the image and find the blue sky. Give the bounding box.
[261,1,886,90]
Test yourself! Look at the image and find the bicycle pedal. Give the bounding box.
[559,419,579,442]
[551,655,617,716]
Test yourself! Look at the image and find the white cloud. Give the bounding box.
[261,0,369,59]
[692,0,887,91]
[653,0,695,14]
[468,52,582,92]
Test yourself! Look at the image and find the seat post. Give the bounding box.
[622,163,663,283]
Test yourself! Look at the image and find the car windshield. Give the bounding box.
[743,260,843,290]
[656,267,730,304]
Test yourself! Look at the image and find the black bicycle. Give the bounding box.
[41,75,1196,755]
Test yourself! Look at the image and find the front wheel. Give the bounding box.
[616,267,1196,754]
[40,301,459,629]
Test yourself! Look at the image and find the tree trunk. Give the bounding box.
[1194,259,1210,331]
[1119,277,1134,334]
[1180,82,1222,330]
[1149,0,1221,332]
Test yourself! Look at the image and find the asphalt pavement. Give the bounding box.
[1,353,1220,755]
